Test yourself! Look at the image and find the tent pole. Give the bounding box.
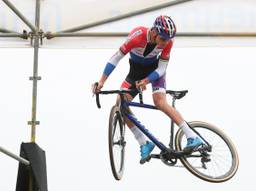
[56,0,193,33]
[0,33,26,38]
[27,1,42,190]
[0,28,19,33]
[28,0,41,143]
[1,0,36,32]
[0,146,30,166]
[46,31,256,39]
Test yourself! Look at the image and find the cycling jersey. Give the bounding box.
[102,26,173,97]
[103,26,173,81]
[120,26,172,66]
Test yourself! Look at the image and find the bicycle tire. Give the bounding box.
[175,121,239,183]
[108,105,125,180]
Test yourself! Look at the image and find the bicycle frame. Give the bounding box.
[120,96,175,152]
[95,88,211,157]
[124,103,167,151]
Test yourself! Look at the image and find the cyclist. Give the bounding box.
[94,15,203,163]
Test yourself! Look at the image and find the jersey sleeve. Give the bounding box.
[103,50,125,76]
[102,28,143,77]
[147,59,169,82]
[159,40,173,61]
[147,40,173,82]
[120,28,143,54]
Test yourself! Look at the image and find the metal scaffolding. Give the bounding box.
[45,31,256,39]
[0,146,30,166]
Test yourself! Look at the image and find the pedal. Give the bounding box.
[184,144,205,154]
[183,147,194,154]
[150,154,160,159]
[139,155,151,165]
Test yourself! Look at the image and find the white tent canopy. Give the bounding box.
[1,0,178,33]
[1,0,256,48]
[0,0,256,33]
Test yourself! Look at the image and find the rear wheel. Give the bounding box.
[108,105,125,180]
[175,121,239,183]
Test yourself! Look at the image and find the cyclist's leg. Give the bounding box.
[151,75,183,125]
[119,61,156,161]
[151,75,203,150]
[118,78,155,162]
[116,79,148,146]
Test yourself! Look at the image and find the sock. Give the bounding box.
[179,121,197,139]
[129,126,147,146]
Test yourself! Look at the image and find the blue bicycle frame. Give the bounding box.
[95,88,190,153]
[122,100,168,151]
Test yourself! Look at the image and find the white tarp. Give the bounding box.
[85,0,256,33]
[1,0,256,48]
[0,0,171,32]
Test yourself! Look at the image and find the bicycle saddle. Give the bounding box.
[166,90,188,99]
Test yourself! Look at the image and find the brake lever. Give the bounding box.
[92,82,98,97]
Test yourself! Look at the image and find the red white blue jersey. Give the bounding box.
[103,26,173,82]
[120,26,172,64]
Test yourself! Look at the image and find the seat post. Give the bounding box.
[169,96,176,149]
[172,97,176,108]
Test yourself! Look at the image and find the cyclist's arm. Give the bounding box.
[146,40,173,82]
[101,28,142,78]
[98,50,125,89]
[102,50,125,76]
[136,59,169,89]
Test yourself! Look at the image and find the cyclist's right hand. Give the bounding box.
[135,80,147,91]
[92,82,103,94]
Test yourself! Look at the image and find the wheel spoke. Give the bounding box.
[176,122,238,182]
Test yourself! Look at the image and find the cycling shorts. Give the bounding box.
[120,59,166,98]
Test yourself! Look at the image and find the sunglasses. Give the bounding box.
[158,35,169,42]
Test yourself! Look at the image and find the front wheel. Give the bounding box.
[175,121,239,183]
[108,105,126,180]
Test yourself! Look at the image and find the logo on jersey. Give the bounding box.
[125,30,142,44]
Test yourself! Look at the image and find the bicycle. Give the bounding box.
[93,86,239,183]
